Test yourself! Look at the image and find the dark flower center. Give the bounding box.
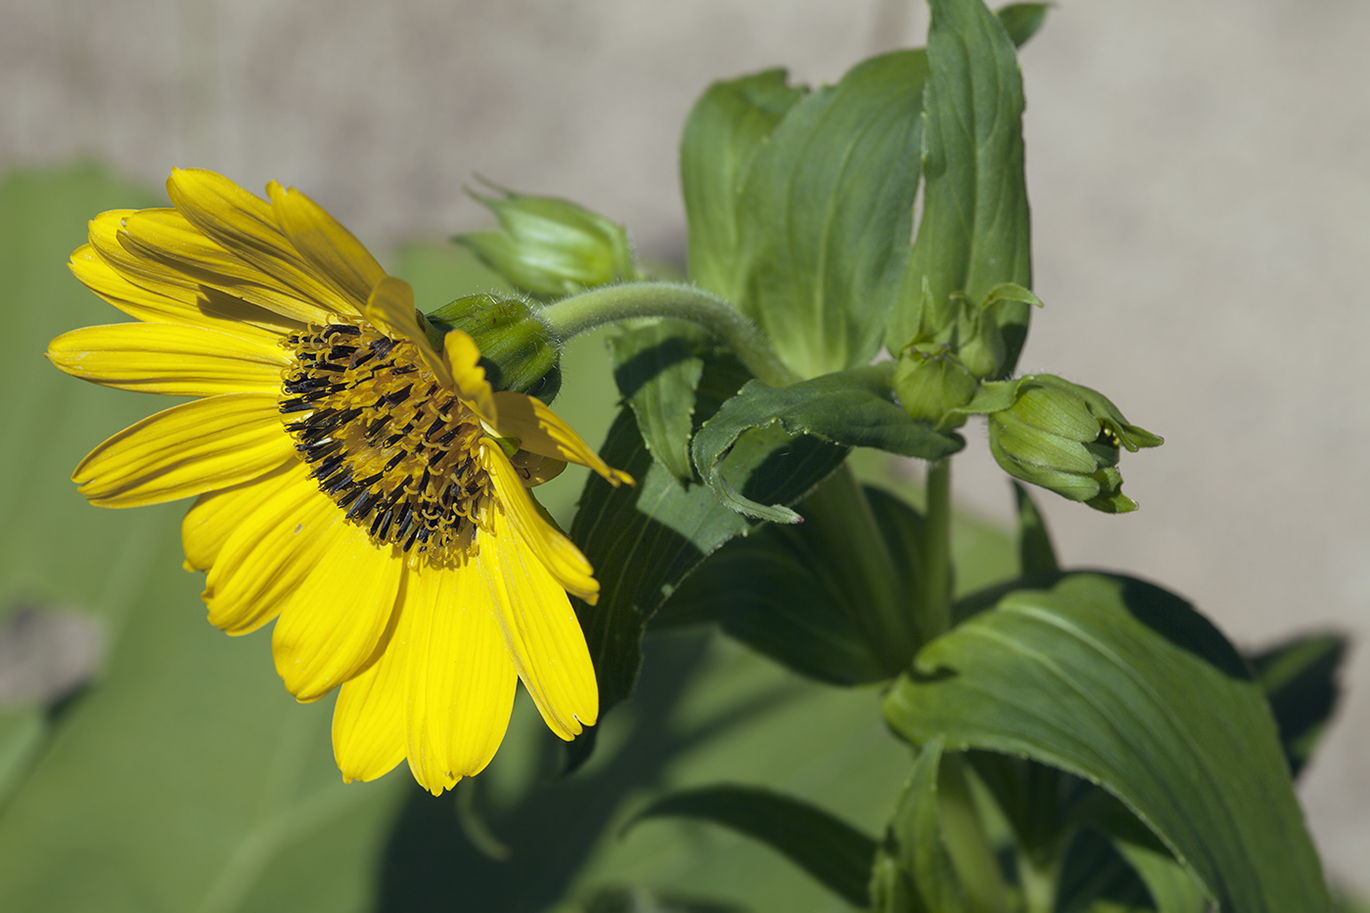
[280,320,492,557]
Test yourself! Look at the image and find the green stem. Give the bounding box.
[923,459,953,640]
[538,282,799,387]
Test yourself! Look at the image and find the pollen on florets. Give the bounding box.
[279,320,493,560]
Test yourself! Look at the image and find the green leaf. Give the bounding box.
[568,358,847,765]
[887,0,1032,374]
[995,3,1051,48]
[871,736,968,913]
[1055,828,1161,913]
[737,50,929,379]
[659,477,921,684]
[682,69,808,303]
[628,785,878,908]
[607,320,708,483]
[1248,632,1348,777]
[691,362,964,523]
[1011,481,1058,574]
[883,572,1331,912]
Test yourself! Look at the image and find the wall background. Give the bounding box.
[3,0,1367,894]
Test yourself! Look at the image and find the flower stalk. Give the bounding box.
[538,282,800,387]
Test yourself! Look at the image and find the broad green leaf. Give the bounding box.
[568,358,847,765]
[628,785,878,908]
[887,0,1032,373]
[608,320,708,483]
[738,50,928,379]
[1011,481,1058,574]
[1248,632,1347,777]
[692,362,964,523]
[559,886,750,912]
[658,475,920,684]
[995,3,1050,48]
[883,572,1331,912]
[871,736,968,913]
[682,69,807,302]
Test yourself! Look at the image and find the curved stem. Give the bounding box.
[538,282,799,387]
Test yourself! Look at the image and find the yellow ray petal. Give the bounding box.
[333,606,410,784]
[491,391,631,486]
[70,246,298,343]
[363,276,455,387]
[73,393,294,507]
[443,329,498,426]
[268,182,386,310]
[203,471,342,635]
[482,443,598,602]
[271,518,406,702]
[87,210,202,301]
[166,169,362,317]
[118,208,336,326]
[476,504,598,741]
[48,323,289,397]
[403,560,517,794]
[181,462,298,572]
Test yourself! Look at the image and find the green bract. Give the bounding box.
[455,185,635,298]
[978,374,1163,513]
[423,293,562,402]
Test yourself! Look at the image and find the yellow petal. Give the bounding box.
[87,210,203,303]
[363,276,455,386]
[443,329,498,426]
[491,391,631,486]
[73,393,295,507]
[202,470,342,635]
[47,323,289,396]
[166,169,361,317]
[403,560,517,794]
[476,493,599,740]
[118,208,336,326]
[70,246,298,344]
[482,443,598,602]
[181,462,298,572]
[268,182,386,310]
[271,517,405,701]
[332,614,409,784]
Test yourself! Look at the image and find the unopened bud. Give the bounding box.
[455,185,635,298]
[894,346,978,428]
[986,374,1162,513]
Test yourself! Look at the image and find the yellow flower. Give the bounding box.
[47,169,631,795]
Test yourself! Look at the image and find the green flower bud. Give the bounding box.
[424,294,562,402]
[894,345,978,428]
[455,184,636,298]
[986,374,1163,513]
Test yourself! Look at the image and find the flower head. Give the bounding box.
[47,169,630,794]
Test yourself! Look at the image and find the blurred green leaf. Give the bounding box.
[608,320,708,483]
[1011,481,1058,574]
[887,0,1032,374]
[0,163,445,913]
[884,572,1331,912]
[682,69,807,303]
[995,3,1051,48]
[629,784,878,908]
[1054,828,1157,913]
[1248,632,1348,778]
[736,50,927,379]
[692,363,964,523]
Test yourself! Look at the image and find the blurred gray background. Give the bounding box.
[3,0,1366,894]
